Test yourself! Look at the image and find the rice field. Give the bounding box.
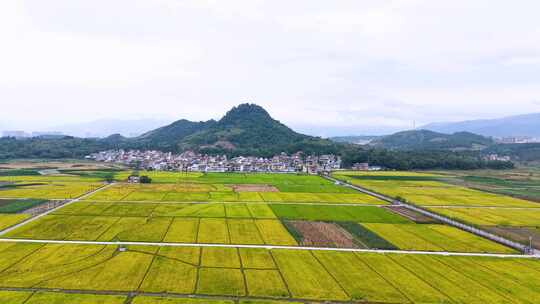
[0,214,30,231]
[0,182,103,200]
[2,242,536,303]
[1,169,539,303]
[4,214,297,246]
[83,183,385,204]
[362,223,517,253]
[427,206,540,227]
[332,171,540,208]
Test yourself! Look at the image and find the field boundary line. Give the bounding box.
[80,200,387,207]
[0,183,115,236]
[0,238,538,259]
[0,286,375,304]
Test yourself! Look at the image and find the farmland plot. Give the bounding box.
[0,214,30,231]
[362,223,515,253]
[0,182,102,200]
[428,206,540,226]
[0,243,539,302]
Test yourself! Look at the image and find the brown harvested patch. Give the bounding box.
[482,226,540,250]
[384,206,439,224]
[233,184,279,192]
[288,220,359,248]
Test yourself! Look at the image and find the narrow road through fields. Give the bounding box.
[84,200,387,207]
[0,183,114,236]
[0,237,538,259]
[322,175,540,255]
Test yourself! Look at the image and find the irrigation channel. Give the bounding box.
[322,174,540,256]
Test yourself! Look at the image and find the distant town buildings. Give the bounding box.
[496,136,540,144]
[87,150,342,174]
[351,162,382,171]
[484,154,511,162]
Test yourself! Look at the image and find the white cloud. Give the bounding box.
[1,0,540,134]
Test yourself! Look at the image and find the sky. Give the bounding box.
[1,0,540,136]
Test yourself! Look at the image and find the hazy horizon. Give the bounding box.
[2,1,540,136]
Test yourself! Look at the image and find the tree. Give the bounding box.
[139,175,152,184]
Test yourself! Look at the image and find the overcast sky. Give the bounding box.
[1,0,540,136]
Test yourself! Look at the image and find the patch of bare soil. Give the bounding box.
[22,200,67,216]
[289,220,358,248]
[483,226,540,250]
[384,206,439,224]
[233,184,279,192]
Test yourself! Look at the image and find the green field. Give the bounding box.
[333,171,540,208]
[0,242,538,303]
[270,204,409,223]
[0,214,30,231]
[432,168,540,202]
[428,206,540,227]
[362,223,517,253]
[0,182,102,200]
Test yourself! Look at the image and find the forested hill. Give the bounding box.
[178,104,339,156]
[128,103,340,156]
[371,130,494,151]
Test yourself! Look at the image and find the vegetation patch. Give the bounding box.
[270,204,409,223]
[0,214,30,231]
[284,220,358,248]
[233,184,279,192]
[338,222,397,249]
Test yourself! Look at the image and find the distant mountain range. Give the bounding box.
[423,113,540,138]
[50,118,175,138]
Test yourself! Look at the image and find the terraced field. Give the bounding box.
[1,169,539,303]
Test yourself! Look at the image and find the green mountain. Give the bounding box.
[135,119,216,150]
[134,103,338,156]
[371,129,494,151]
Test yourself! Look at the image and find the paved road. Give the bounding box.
[0,183,114,236]
[0,237,538,259]
[323,175,540,255]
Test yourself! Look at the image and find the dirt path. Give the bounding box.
[0,237,537,259]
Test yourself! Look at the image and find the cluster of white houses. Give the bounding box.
[87,150,342,173]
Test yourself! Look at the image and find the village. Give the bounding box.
[86,149,343,173]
